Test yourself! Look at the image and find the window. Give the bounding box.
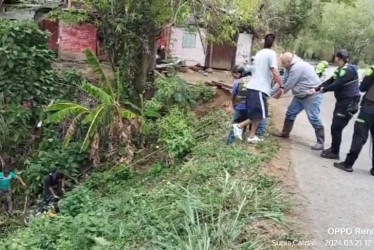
[182,32,197,48]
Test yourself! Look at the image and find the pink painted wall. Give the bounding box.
[41,20,59,51]
[169,27,206,66]
[58,22,97,61]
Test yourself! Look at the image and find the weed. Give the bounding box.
[157,107,196,158]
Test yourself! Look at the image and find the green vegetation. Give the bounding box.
[46,0,261,98]
[259,0,373,64]
[2,111,292,249]
[0,21,79,105]
[0,21,83,165]
[47,9,91,24]
[6,0,367,246]
[45,50,138,166]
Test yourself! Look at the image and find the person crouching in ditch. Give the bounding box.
[226,66,268,144]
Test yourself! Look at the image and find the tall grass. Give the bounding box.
[2,111,292,249]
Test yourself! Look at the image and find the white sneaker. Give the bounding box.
[247,136,263,144]
[232,124,243,140]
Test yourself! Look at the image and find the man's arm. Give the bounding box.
[16,176,26,187]
[45,177,59,198]
[61,178,66,193]
[271,68,284,98]
[282,67,301,94]
[271,70,288,96]
[49,187,58,198]
[272,69,283,88]
[231,82,239,106]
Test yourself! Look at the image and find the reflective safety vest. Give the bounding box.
[316,61,328,75]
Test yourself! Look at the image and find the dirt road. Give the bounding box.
[272,69,374,249]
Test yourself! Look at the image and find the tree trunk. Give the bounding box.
[133,35,157,96]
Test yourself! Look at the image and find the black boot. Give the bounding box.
[370,168,374,176]
[311,128,325,151]
[321,148,339,160]
[334,162,353,172]
[276,119,294,138]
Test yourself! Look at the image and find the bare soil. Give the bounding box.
[194,88,231,118]
[178,69,233,85]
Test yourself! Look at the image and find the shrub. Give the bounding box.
[154,76,198,109]
[0,20,78,105]
[157,107,196,158]
[23,141,89,196]
[191,82,215,103]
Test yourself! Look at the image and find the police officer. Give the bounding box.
[334,66,374,173]
[313,49,360,159]
[316,61,329,78]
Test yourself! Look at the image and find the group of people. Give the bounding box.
[227,33,374,175]
[0,162,66,215]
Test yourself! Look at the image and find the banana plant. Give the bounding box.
[45,50,138,164]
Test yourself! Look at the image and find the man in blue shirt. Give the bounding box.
[227,66,269,144]
[0,167,26,214]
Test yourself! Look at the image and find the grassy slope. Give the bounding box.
[3,111,294,250]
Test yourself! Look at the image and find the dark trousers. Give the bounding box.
[344,110,374,167]
[330,98,355,154]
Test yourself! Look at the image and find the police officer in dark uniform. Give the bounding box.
[315,49,360,159]
[334,66,374,173]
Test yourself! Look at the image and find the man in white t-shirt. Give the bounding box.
[233,34,284,143]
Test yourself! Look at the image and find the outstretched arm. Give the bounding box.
[61,178,66,189]
[323,70,356,92]
[315,77,334,91]
[16,176,26,187]
[49,187,58,198]
[272,68,283,88]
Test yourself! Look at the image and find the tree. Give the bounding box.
[45,50,139,165]
[88,0,261,100]
[256,0,322,47]
[318,0,374,63]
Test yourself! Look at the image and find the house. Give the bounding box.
[1,1,99,61]
[163,22,255,70]
[0,0,63,20]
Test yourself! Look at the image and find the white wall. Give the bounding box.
[235,33,253,66]
[170,27,206,67]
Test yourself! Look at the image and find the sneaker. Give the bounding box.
[247,136,263,144]
[333,162,353,173]
[370,168,374,176]
[232,124,243,140]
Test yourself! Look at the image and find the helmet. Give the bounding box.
[335,49,350,61]
[321,61,329,67]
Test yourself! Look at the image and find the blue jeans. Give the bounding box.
[227,110,269,145]
[285,94,323,130]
